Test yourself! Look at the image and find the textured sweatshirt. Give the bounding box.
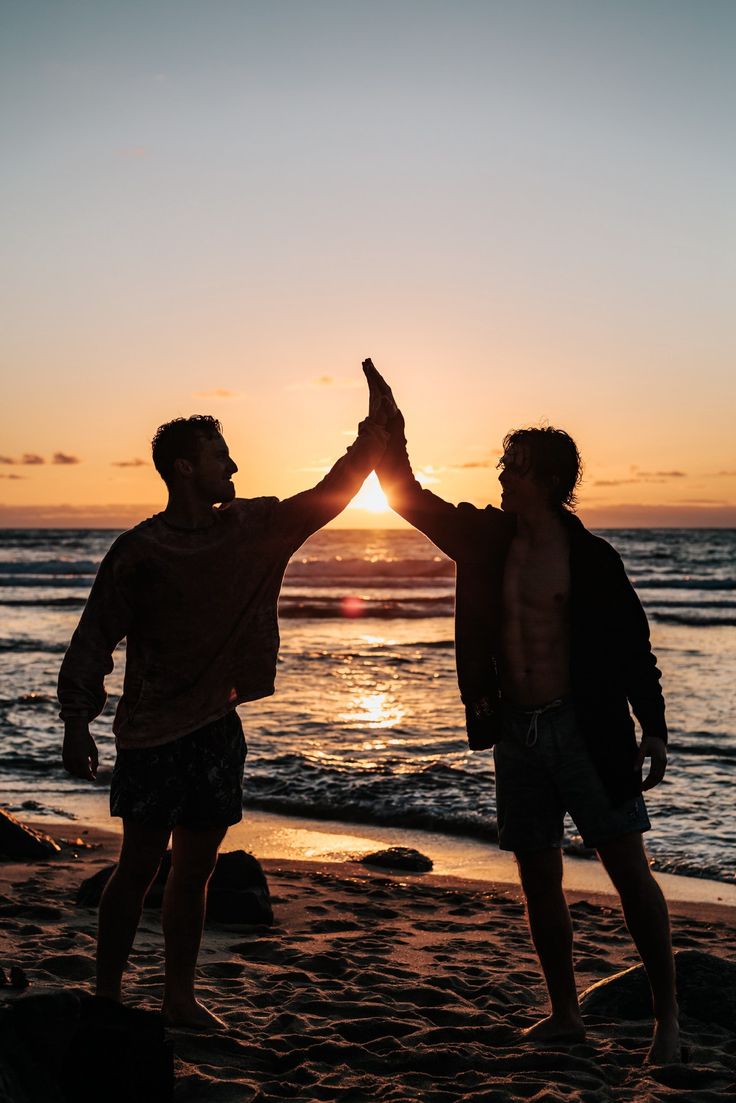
[58,420,387,749]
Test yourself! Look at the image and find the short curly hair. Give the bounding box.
[151,415,222,486]
[500,426,582,510]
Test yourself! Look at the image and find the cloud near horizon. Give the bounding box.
[290,376,362,391]
[21,453,44,465]
[52,452,81,465]
[192,388,242,399]
[594,470,687,487]
[0,473,26,480]
[111,458,148,468]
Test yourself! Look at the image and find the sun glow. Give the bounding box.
[347,471,390,513]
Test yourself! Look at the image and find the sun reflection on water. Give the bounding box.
[339,690,405,730]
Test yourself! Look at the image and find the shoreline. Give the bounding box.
[2,816,736,1102]
[28,805,736,912]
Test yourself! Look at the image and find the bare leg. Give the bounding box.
[96,820,171,1001]
[515,848,586,1043]
[597,832,680,1064]
[161,823,228,1029]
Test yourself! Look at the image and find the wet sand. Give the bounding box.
[1,819,735,1102]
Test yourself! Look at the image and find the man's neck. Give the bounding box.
[515,504,566,543]
[162,494,217,531]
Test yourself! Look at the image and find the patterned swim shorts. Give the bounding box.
[110,711,247,829]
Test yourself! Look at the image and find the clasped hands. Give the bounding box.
[363,358,400,429]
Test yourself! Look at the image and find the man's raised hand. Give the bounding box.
[362,359,399,425]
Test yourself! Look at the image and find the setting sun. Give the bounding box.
[347,471,390,513]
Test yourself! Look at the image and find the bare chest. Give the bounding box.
[502,535,571,620]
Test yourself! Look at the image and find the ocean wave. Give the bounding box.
[647,598,736,609]
[286,556,453,580]
[634,578,736,590]
[0,640,68,654]
[0,560,98,575]
[278,596,453,619]
[648,612,736,627]
[0,596,86,607]
[0,577,91,589]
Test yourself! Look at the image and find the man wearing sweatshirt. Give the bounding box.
[59,377,389,1028]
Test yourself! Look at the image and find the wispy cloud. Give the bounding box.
[0,455,16,465]
[192,388,242,399]
[637,470,686,479]
[52,452,81,465]
[594,470,687,487]
[452,460,495,469]
[290,376,362,391]
[111,458,148,468]
[0,473,26,480]
[416,466,440,486]
[21,453,45,465]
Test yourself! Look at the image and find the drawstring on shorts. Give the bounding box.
[522,698,566,747]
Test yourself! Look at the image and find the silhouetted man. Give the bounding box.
[59,376,390,1028]
[365,360,679,1064]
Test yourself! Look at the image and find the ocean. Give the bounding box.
[0,526,734,884]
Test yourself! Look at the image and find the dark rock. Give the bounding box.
[9,967,28,990]
[580,949,736,1030]
[0,810,61,860]
[61,995,174,1103]
[360,847,433,873]
[205,850,273,925]
[77,848,273,925]
[0,989,173,1103]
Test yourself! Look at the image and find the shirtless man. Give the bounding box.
[365,360,680,1064]
[59,376,390,1028]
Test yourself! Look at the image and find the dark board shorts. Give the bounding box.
[110,711,247,830]
[493,698,650,852]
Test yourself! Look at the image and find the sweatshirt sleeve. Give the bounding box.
[57,541,134,723]
[375,414,495,562]
[273,418,389,550]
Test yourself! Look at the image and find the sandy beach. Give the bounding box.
[1,816,735,1102]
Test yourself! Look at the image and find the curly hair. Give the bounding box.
[151,415,222,486]
[500,426,582,510]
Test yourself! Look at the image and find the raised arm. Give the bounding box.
[58,543,132,779]
[272,371,391,550]
[364,359,489,562]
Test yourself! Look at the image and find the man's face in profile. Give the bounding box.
[192,432,238,505]
[497,443,546,514]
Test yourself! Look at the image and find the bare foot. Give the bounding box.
[162,998,227,1031]
[521,1012,586,1046]
[644,1019,681,1065]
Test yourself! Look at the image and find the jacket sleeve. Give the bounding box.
[273,418,389,551]
[57,542,133,723]
[375,414,494,562]
[613,555,668,743]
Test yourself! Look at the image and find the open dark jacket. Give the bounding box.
[377,422,667,804]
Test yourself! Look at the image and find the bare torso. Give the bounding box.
[499,518,572,708]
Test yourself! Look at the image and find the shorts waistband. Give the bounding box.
[502,696,572,718]
[502,696,573,748]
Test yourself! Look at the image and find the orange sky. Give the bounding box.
[2,3,734,528]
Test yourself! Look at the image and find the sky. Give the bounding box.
[1,0,734,528]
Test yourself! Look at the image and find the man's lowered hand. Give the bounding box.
[636,736,667,791]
